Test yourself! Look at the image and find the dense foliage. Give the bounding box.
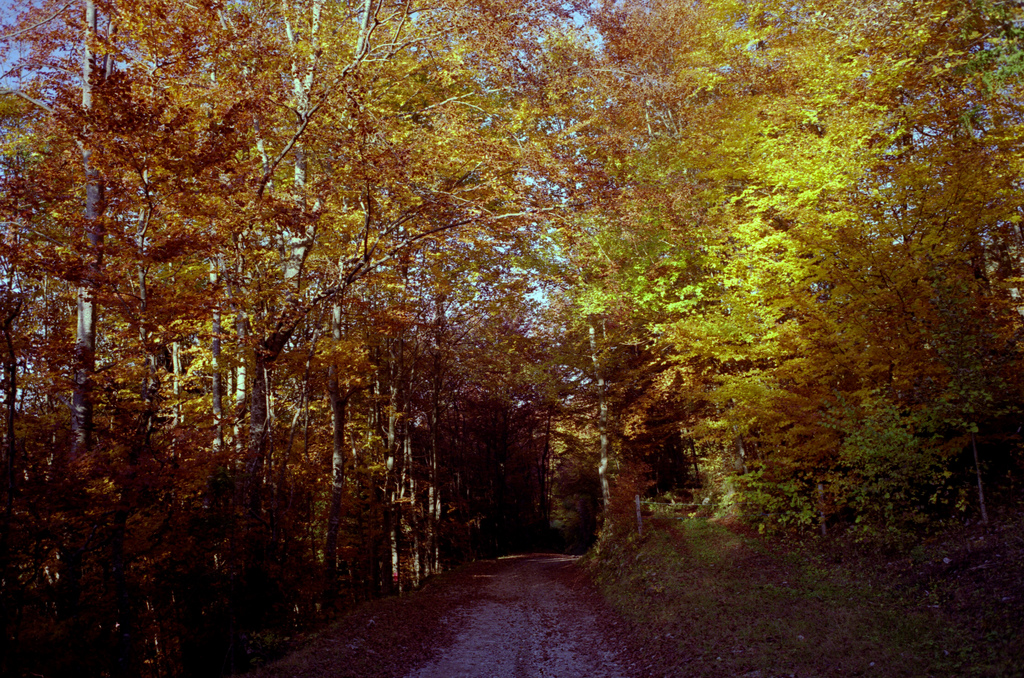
[1,0,1022,676]
[565,0,1024,535]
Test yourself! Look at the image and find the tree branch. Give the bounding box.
[0,1,74,42]
[0,88,54,113]
[255,101,324,198]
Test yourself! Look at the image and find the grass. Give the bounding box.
[585,512,1024,678]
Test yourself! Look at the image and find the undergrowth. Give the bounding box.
[585,511,1023,678]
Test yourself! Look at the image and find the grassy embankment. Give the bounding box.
[585,510,1024,678]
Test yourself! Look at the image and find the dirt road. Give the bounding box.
[253,553,643,678]
[406,554,639,678]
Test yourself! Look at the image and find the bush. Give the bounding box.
[736,395,955,535]
[600,462,654,542]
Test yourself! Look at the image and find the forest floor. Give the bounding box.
[586,509,1024,678]
[250,509,1023,678]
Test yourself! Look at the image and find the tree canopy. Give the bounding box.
[1,0,1022,675]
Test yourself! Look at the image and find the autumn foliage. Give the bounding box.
[1,0,1024,676]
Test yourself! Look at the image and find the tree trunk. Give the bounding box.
[274,344,313,541]
[325,303,348,591]
[2,300,19,524]
[539,409,552,525]
[246,354,271,515]
[589,323,610,511]
[391,509,400,594]
[134,210,159,450]
[234,311,248,456]
[0,299,20,670]
[971,431,989,524]
[171,341,183,427]
[816,482,828,537]
[428,374,441,577]
[72,0,106,460]
[381,339,403,595]
[734,432,748,475]
[211,263,224,453]
[404,433,416,590]
[689,438,701,486]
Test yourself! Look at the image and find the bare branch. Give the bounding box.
[0,88,54,113]
[335,205,558,294]
[256,101,324,198]
[0,1,74,42]
[383,0,413,58]
[342,0,380,76]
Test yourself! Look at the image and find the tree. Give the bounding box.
[0,0,584,673]
[572,0,1024,529]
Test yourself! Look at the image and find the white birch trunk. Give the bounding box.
[71,0,105,459]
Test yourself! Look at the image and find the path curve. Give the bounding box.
[406,554,639,678]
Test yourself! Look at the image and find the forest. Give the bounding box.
[0,0,1022,676]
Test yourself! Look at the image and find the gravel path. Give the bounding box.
[406,554,639,678]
